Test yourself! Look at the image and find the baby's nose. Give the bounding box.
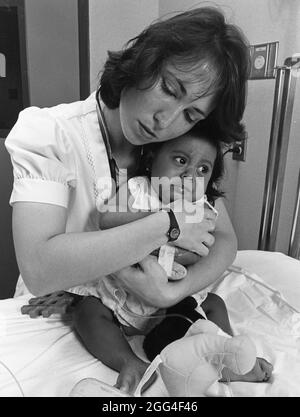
[181,167,196,178]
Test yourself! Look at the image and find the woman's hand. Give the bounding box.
[20,291,82,318]
[112,255,178,308]
[171,203,217,257]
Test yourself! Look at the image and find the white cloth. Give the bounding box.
[128,176,161,210]
[68,275,163,331]
[5,92,125,296]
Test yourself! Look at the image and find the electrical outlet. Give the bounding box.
[232,140,247,161]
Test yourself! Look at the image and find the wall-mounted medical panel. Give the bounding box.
[249,42,279,80]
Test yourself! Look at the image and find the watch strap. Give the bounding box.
[164,209,180,242]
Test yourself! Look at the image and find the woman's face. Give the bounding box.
[119,66,216,146]
[150,135,217,204]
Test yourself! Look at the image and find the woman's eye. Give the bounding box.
[174,157,187,165]
[197,165,209,175]
[161,79,177,98]
[184,110,195,124]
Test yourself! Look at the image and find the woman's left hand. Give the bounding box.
[20,291,82,317]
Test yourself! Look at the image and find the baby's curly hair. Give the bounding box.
[99,7,250,143]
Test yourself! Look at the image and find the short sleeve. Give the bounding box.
[5,107,76,208]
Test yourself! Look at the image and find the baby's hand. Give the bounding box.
[169,205,216,257]
[173,247,201,266]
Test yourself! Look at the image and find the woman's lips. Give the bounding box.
[139,121,156,139]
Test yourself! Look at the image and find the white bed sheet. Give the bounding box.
[0,250,299,397]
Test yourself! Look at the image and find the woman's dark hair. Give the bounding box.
[198,125,225,203]
[138,123,225,204]
[99,6,250,143]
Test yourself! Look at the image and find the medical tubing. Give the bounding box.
[119,302,194,325]
[0,329,74,397]
[0,359,25,397]
[229,265,300,313]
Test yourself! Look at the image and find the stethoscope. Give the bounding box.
[95,89,120,192]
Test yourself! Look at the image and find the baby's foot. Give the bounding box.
[220,357,273,383]
[114,358,156,395]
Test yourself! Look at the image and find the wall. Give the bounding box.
[0,141,19,299]
[217,0,300,251]
[0,0,81,298]
[159,0,300,63]
[159,0,300,251]
[1,0,159,298]
[89,0,159,92]
[25,0,80,107]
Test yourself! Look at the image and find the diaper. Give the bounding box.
[69,276,162,331]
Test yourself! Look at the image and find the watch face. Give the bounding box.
[170,228,180,240]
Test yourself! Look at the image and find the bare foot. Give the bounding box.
[220,357,273,383]
[114,358,156,395]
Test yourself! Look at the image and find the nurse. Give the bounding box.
[6,8,248,320]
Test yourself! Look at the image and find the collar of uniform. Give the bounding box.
[81,90,98,116]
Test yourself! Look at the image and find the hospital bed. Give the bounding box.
[0,249,299,397]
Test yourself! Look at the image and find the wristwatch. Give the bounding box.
[163,209,180,242]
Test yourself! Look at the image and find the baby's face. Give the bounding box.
[150,135,217,204]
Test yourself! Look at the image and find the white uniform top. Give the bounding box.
[5,91,124,296]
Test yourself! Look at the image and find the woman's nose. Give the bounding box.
[154,105,184,129]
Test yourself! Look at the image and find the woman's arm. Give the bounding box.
[13,199,216,297]
[165,199,237,303]
[12,202,170,296]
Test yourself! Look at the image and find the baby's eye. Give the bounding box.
[174,156,187,165]
[197,165,210,175]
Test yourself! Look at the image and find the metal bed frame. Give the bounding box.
[258,57,300,259]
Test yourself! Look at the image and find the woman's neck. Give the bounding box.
[103,106,135,158]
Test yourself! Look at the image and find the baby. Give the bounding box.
[71,124,273,394]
